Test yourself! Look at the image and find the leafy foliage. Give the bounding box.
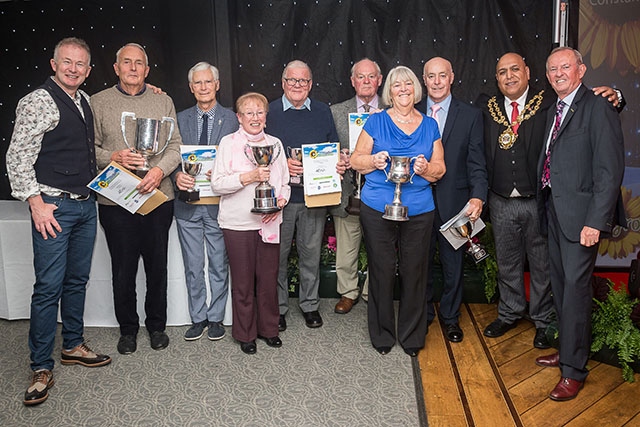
[479,222,499,302]
[591,282,640,382]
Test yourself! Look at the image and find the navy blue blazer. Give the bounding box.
[417,96,488,221]
[173,104,239,220]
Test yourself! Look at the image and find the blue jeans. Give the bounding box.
[29,195,97,371]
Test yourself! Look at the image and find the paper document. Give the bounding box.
[301,142,342,196]
[439,202,486,250]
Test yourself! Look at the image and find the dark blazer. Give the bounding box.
[476,87,555,195]
[537,84,624,241]
[174,104,239,220]
[417,96,488,220]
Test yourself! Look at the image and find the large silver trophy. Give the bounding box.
[382,155,418,221]
[121,112,175,172]
[287,146,304,187]
[451,215,489,263]
[178,160,203,202]
[244,143,282,213]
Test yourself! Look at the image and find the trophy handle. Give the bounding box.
[243,144,257,165]
[156,116,175,156]
[121,112,136,151]
[272,143,282,164]
[382,154,391,182]
[409,156,419,184]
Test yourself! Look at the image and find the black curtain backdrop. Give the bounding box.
[0,0,563,200]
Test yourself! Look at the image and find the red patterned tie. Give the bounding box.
[510,101,520,135]
[541,101,566,189]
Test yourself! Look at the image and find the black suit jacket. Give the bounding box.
[417,96,488,220]
[476,87,555,195]
[537,84,624,241]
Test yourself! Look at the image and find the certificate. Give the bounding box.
[180,145,218,197]
[301,142,342,196]
[348,113,370,151]
[87,162,167,215]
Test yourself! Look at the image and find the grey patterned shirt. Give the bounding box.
[6,77,90,201]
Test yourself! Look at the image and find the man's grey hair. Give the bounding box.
[282,60,313,80]
[188,62,219,83]
[115,43,148,65]
[54,37,91,64]
[546,46,584,70]
[350,58,381,77]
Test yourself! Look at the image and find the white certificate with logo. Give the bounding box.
[180,145,218,197]
[348,113,370,151]
[301,142,341,196]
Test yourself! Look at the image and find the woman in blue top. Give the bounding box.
[351,66,445,357]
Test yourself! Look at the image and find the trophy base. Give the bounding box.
[467,244,489,264]
[382,204,409,221]
[178,190,200,203]
[251,197,280,214]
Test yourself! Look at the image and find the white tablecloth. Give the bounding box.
[0,200,232,327]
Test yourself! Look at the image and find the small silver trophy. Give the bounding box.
[382,155,418,221]
[451,215,489,263]
[178,160,203,202]
[121,112,175,172]
[244,143,282,213]
[287,146,304,187]
[342,148,362,215]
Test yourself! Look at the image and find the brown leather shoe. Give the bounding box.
[549,377,584,401]
[61,342,112,367]
[535,352,560,368]
[24,369,54,406]
[335,296,357,314]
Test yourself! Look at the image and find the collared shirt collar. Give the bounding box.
[427,93,452,112]
[504,86,530,111]
[197,103,217,119]
[356,94,379,111]
[116,82,147,96]
[559,83,581,109]
[282,95,311,111]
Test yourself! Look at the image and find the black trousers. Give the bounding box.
[360,203,433,351]
[99,202,173,336]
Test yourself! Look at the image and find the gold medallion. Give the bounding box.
[499,128,517,150]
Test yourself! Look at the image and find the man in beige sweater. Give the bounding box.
[91,43,181,355]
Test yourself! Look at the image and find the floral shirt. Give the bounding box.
[6,77,89,201]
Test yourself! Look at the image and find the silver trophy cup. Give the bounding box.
[121,112,175,172]
[382,155,418,221]
[179,160,203,202]
[244,143,282,213]
[451,216,489,263]
[287,146,304,187]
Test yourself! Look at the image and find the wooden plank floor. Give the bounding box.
[418,303,640,427]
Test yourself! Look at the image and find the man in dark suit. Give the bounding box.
[534,47,624,401]
[329,58,383,313]
[417,57,488,342]
[477,53,555,349]
[174,62,239,342]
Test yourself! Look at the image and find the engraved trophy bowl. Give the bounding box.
[178,160,203,203]
[244,143,282,214]
[382,155,418,221]
[121,112,175,172]
[287,146,304,187]
[451,216,489,263]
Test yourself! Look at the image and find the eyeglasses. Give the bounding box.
[241,111,266,118]
[283,77,311,88]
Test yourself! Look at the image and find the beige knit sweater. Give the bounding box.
[91,85,182,205]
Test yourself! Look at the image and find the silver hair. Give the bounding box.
[188,61,219,83]
[350,58,381,77]
[381,66,423,106]
[282,60,313,80]
[54,37,91,63]
[115,43,148,65]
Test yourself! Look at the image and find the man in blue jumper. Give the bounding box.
[266,60,340,331]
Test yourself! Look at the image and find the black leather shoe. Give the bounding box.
[117,334,137,355]
[445,323,464,343]
[278,315,287,332]
[149,330,169,350]
[404,347,421,357]
[533,328,551,349]
[24,369,54,406]
[483,319,517,338]
[259,336,282,348]
[302,310,323,328]
[240,341,257,354]
[375,346,392,355]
